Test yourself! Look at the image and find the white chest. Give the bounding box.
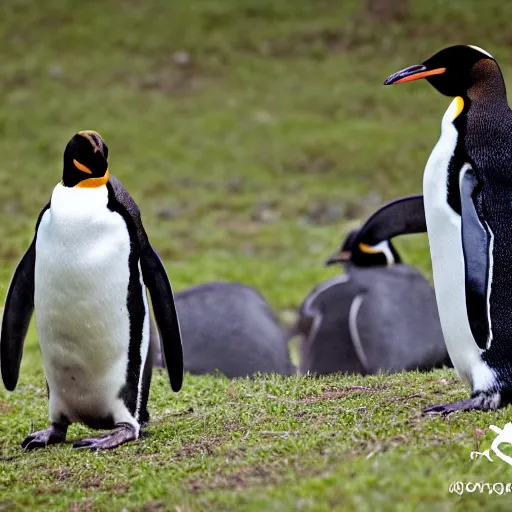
[33,184,141,418]
[423,99,495,391]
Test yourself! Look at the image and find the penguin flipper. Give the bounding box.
[355,195,426,245]
[1,203,49,391]
[141,245,183,391]
[106,176,183,391]
[1,242,36,391]
[460,167,490,350]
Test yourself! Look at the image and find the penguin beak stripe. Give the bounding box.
[73,159,93,174]
[384,66,446,85]
[393,67,446,84]
[325,251,351,266]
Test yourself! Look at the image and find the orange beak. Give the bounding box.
[325,251,351,266]
[384,64,446,85]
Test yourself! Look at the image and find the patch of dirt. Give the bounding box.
[49,468,73,482]
[188,463,279,492]
[34,487,64,496]
[78,476,103,490]
[269,385,380,405]
[42,469,128,494]
[0,401,11,415]
[133,500,168,512]
[174,436,228,460]
[300,387,377,404]
[106,480,131,494]
[67,499,94,512]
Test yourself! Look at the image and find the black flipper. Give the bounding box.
[460,168,489,350]
[140,246,183,391]
[355,195,426,246]
[1,204,49,391]
[106,176,183,392]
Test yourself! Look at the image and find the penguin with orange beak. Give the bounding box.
[295,196,447,376]
[385,45,512,414]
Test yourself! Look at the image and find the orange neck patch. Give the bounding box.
[359,242,379,254]
[76,168,110,188]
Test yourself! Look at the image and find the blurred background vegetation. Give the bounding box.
[6,0,512,311]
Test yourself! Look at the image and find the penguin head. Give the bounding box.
[384,45,499,97]
[62,131,110,188]
[325,230,401,267]
[325,229,357,266]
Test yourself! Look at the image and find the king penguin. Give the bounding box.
[384,45,512,413]
[152,282,295,378]
[0,131,183,449]
[295,196,448,375]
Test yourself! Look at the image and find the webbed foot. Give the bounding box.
[21,423,68,451]
[424,392,501,416]
[72,422,138,450]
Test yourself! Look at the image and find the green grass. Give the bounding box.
[3,0,512,510]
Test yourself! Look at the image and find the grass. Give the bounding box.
[3,0,512,509]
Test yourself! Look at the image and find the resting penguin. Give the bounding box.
[0,131,183,450]
[152,282,295,378]
[384,45,512,413]
[295,196,448,375]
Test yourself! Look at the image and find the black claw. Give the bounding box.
[20,436,34,449]
[424,403,452,415]
[423,393,501,416]
[21,424,68,451]
[23,440,40,451]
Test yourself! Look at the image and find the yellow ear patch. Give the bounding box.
[73,159,93,174]
[453,96,464,118]
[76,168,110,188]
[359,243,379,254]
[445,96,464,122]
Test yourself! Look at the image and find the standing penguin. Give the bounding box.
[384,45,512,413]
[295,197,448,375]
[0,131,183,449]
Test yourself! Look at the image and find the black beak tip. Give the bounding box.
[325,257,337,267]
[383,64,426,86]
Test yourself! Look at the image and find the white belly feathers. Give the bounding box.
[34,184,140,423]
[423,98,496,392]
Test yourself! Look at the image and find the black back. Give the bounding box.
[107,176,183,392]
